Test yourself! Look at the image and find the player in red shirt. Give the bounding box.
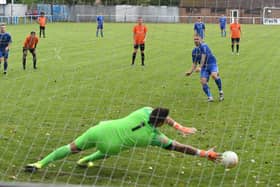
[22,31,39,69]
[37,12,47,38]
[230,18,241,55]
[132,17,147,66]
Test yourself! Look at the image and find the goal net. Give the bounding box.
[263,7,280,25]
[0,1,279,187]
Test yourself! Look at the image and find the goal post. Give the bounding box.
[263,7,280,25]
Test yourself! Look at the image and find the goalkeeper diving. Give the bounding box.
[25,107,221,172]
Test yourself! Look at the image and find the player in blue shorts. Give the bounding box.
[194,17,205,40]
[0,23,12,75]
[96,15,104,37]
[186,36,224,102]
[219,15,227,37]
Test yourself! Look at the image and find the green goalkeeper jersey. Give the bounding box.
[75,107,172,155]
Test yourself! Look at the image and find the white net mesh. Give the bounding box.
[0,0,280,186]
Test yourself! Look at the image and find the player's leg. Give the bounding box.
[100,25,103,37]
[3,51,9,74]
[25,127,97,172]
[77,150,108,168]
[30,49,37,69]
[39,26,42,38]
[200,69,213,101]
[25,143,74,172]
[96,26,99,37]
[43,27,46,38]
[131,44,138,65]
[236,38,240,55]
[22,48,28,70]
[211,70,224,101]
[0,51,4,68]
[140,44,145,66]
[231,38,235,53]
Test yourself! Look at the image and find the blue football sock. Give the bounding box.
[202,84,211,97]
[4,61,8,71]
[215,78,222,91]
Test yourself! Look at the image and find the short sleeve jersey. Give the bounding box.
[194,22,205,38]
[133,24,147,44]
[230,23,241,38]
[38,16,46,27]
[219,17,227,27]
[23,35,39,49]
[91,107,172,154]
[97,16,104,25]
[0,32,12,49]
[198,43,217,66]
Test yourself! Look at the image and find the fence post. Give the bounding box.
[76,14,79,22]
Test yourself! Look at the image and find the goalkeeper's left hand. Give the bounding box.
[173,123,197,136]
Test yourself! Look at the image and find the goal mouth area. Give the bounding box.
[263,7,280,25]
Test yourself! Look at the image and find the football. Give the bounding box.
[221,151,238,168]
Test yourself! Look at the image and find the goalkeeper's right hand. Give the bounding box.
[198,147,222,162]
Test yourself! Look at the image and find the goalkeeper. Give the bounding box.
[25,107,220,172]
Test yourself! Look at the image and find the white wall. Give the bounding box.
[5,4,27,16]
[116,5,179,22]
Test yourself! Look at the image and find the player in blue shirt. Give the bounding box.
[219,15,227,37]
[186,36,224,102]
[0,24,12,75]
[96,15,104,37]
[194,17,205,40]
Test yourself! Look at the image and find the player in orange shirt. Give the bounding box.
[132,17,147,66]
[22,31,39,70]
[230,18,241,55]
[37,12,47,38]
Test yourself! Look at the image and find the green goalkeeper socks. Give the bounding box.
[79,150,107,163]
[38,145,71,167]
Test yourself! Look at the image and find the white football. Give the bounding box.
[221,151,238,168]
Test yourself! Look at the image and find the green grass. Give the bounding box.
[0,22,279,186]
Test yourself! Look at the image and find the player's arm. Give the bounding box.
[165,116,197,135]
[166,141,221,162]
[5,36,12,51]
[133,27,136,44]
[143,32,147,43]
[199,54,206,69]
[185,62,198,76]
[193,24,198,36]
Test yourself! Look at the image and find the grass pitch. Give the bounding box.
[0,23,279,186]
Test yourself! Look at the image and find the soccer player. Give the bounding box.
[219,15,227,37]
[37,12,47,38]
[22,31,39,70]
[25,107,221,172]
[194,17,205,40]
[131,17,147,66]
[96,15,104,37]
[0,23,12,75]
[186,36,224,102]
[230,18,241,55]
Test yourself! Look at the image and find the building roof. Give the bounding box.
[180,0,280,9]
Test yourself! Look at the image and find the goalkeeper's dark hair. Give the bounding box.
[149,107,169,127]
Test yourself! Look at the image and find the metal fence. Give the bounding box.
[0,15,264,24]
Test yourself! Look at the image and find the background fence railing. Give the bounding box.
[0,15,265,24]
